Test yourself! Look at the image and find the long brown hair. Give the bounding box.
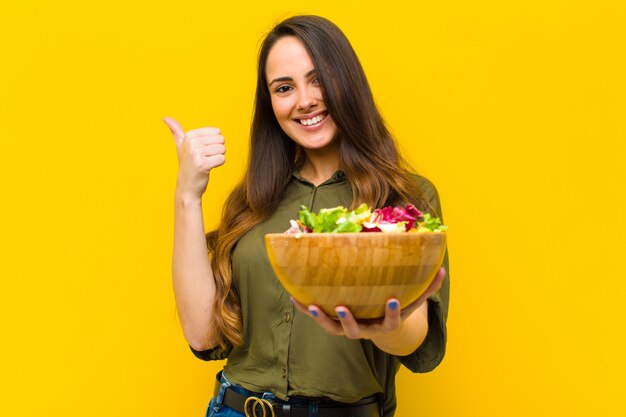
[206,15,431,349]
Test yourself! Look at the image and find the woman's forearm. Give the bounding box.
[370,301,429,356]
[172,190,217,351]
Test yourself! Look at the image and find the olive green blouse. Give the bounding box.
[191,171,450,417]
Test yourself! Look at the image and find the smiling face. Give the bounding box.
[265,36,338,154]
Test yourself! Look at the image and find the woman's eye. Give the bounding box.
[312,77,320,84]
[276,85,292,93]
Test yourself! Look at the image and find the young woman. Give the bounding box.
[165,15,449,417]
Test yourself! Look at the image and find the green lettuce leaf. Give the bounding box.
[419,213,449,232]
[314,206,348,232]
[298,206,317,230]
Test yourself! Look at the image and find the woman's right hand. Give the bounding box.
[164,116,226,200]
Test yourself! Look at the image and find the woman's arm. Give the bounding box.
[172,192,218,351]
[165,117,226,352]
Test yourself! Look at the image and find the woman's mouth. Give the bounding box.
[297,111,328,126]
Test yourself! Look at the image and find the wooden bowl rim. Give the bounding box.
[265,231,446,238]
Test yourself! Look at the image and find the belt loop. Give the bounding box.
[282,403,290,417]
[214,371,232,407]
[308,398,318,417]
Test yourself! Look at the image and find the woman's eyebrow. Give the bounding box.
[268,68,317,86]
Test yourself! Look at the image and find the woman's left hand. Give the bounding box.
[291,267,446,340]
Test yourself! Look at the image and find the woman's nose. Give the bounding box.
[296,86,318,110]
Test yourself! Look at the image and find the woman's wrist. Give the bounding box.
[175,189,203,208]
[370,302,429,356]
[370,322,414,356]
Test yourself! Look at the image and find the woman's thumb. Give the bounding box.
[163,117,185,145]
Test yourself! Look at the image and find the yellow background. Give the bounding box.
[1,1,624,416]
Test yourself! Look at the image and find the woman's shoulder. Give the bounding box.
[408,173,439,199]
[406,173,443,217]
[408,173,437,192]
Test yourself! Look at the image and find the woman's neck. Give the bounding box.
[299,147,340,186]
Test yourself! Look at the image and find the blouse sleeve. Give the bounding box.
[188,343,233,361]
[398,175,450,373]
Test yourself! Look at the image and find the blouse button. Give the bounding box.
[281,368,287,379]
[284,312,292,323]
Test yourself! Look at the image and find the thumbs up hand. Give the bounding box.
[164,117,226,200]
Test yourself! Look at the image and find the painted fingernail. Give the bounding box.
[337,310,346,319]
[389,301,399,311]
[309,308,318,317]
[289,296,295,304]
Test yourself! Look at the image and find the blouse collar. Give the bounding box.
[291,169,346,186]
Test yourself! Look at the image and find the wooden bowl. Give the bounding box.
[265,232,446,319]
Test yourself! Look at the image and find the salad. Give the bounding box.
[285,203,447,234]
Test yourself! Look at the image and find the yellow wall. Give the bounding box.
[1,1,624,416]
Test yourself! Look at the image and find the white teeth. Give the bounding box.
[299,113,326,126]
